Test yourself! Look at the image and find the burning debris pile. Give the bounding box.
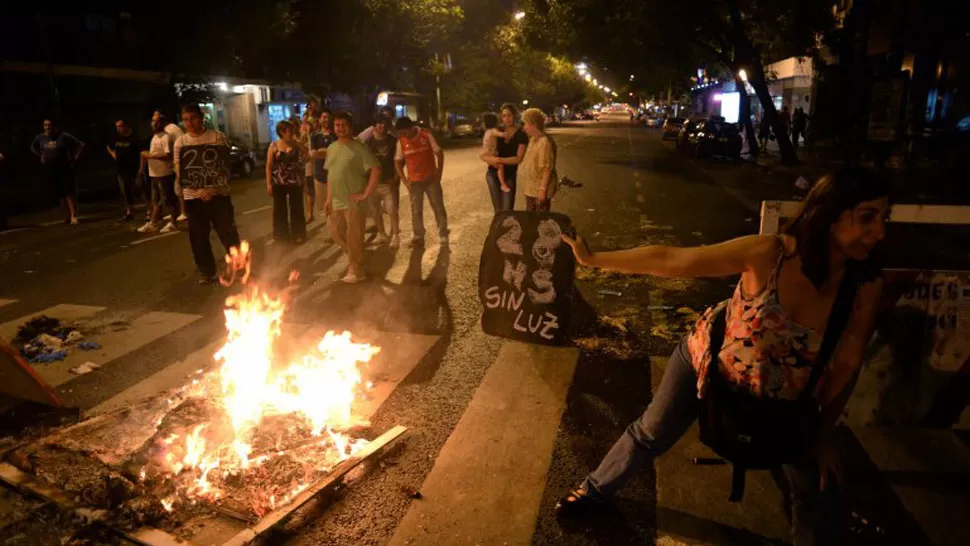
[3,243,389,537]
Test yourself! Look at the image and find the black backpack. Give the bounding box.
[698,269,859,502]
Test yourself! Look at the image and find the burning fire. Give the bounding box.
[145,242,379,516]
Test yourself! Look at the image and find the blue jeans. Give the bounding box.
[409,179,449,239]
[486,168,515,212]
[583,338,844,546]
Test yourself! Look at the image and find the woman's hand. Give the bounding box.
[266,183,273,196]
[561,233,594,266]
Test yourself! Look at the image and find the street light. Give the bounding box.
[738,69,748,82]
[514,11,525,20]
[584,74,592,82]
[522,99,529,105]
[592,79,598,86]
[603,86,611,93]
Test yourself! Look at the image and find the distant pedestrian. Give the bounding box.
[31,119,83,225]
[482,103,528,211]
[266,120,307,244]
[309,108,338,223]
[174,103,241,284]
[300,118,317,223]
[357,106,396,142]
[106,119,145,222]
[519,108,558,212]
[364,119,400,248]
[792,107,809,149]
[780,105,792,139]
[139,114,180,234]
[758,115,771,151]
[154,110,188,222]
[324,112,381,283]
[303,94,321,125]
[479,112,511,212]
[394,116,448,247]
[557,169,892,546]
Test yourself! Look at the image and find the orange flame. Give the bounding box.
[150,241,378,513]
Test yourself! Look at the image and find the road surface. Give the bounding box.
[0,112,958,546]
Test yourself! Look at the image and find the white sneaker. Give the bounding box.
[160,222,178,233]
[375,233,391,245]
[389,234,400,249]
[137,222,159,233]
[341,272,365,284]
[177,213,188,222]
[163,214,172,221]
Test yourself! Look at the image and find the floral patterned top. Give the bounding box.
[687,241,823,400]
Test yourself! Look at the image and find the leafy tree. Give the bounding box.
[525,0,835,165]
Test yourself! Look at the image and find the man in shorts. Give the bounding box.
[138,114,180,233]
[363,119,400,248]
[30,119,84,224]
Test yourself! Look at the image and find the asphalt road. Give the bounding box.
[0,113,946,545]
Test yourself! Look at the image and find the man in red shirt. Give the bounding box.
[394,117,449,248]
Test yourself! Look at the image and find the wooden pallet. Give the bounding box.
[0,425,408,545]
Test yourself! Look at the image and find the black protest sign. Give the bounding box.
[179,144,231,190]
[479,211,576,345]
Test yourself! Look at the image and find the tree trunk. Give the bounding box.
[725,0,798,165]
[735,74,758,157]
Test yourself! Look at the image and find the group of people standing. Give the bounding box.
[264,102,449,284]
[758,105,811,151]
[479,104,559,213]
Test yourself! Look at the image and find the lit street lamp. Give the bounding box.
[584,74,592,82]
[603,86,611,93]
[522,99,529,105]
[514,11,525,20]
[738,69,748,82]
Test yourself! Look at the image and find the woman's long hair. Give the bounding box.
[782,168,892,288]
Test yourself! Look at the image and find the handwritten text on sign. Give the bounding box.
[479,212,575,344]
[179,144,231,190]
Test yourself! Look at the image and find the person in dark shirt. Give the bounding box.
[364,119,400,247]
[482,103,529,211]
[107,119,145,221]
[30,119,84,225]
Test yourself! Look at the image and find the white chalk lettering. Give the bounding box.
[532,219,562,268]
[539,312,560,340]
[513,309,529,332]
[506,290,525,312]
[496,216,523,255]
[528,269,556,304]
[528,312,544,333]
[503,258,527,290]
[485,286,502,309]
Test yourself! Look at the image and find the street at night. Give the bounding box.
[2,3,970,546]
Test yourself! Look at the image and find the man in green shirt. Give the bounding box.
[324,111,381,283]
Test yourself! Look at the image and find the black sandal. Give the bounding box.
[555,486,604,516]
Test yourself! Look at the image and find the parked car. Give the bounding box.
[680,118,742,160]
[644,116,663,128]
[447,116,482,138]
[662,117,687,139]
[228,139,257,178]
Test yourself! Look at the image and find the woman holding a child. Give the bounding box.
[482,103,528,212]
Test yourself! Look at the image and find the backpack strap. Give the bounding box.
[799,266,860,401]
[729,465,746,503]
[705,305,751,503]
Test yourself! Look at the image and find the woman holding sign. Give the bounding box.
[557,169,891,546]
[266,120,307,244]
